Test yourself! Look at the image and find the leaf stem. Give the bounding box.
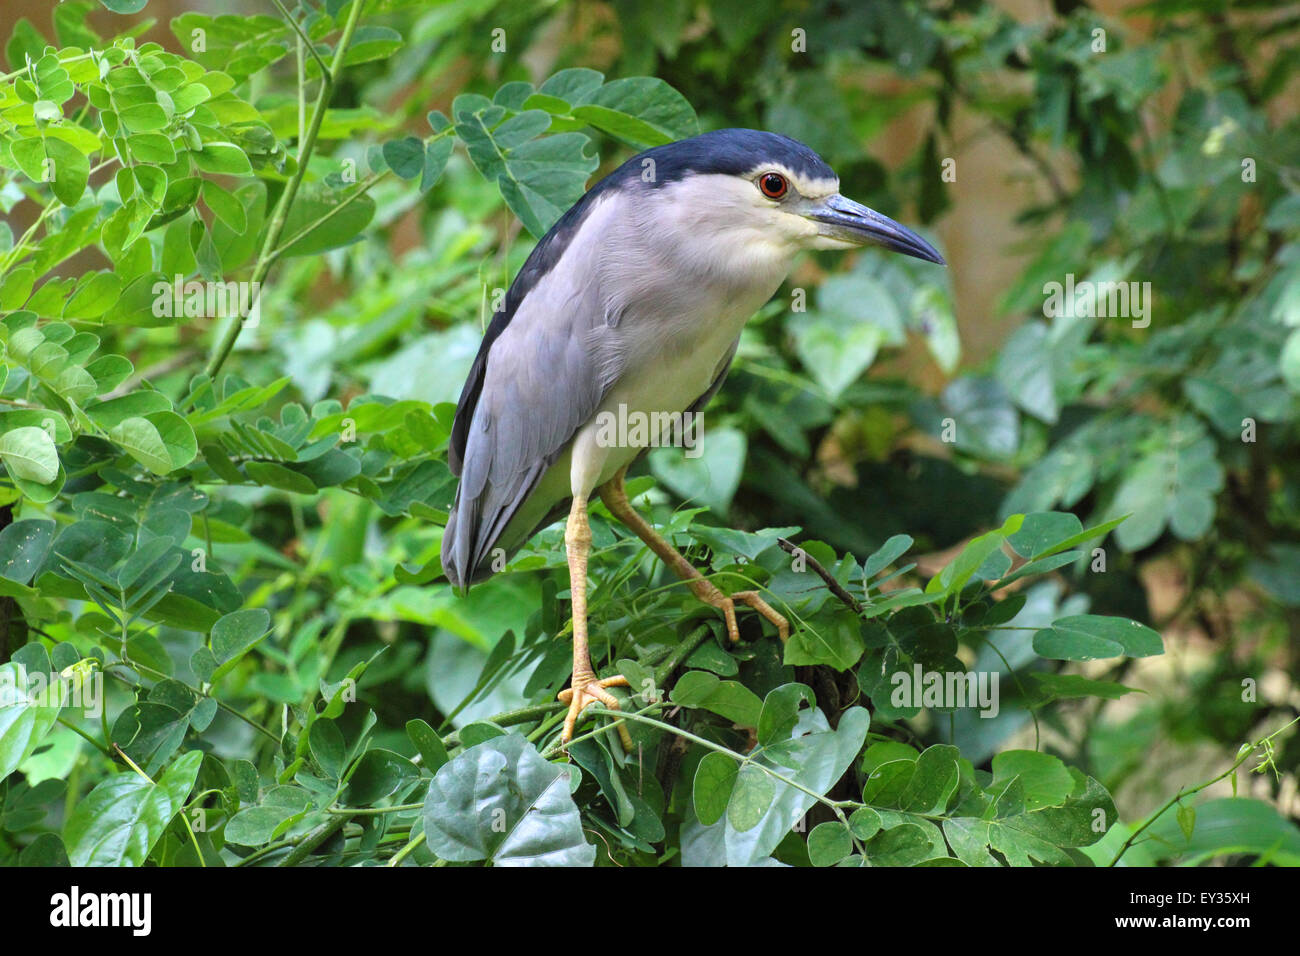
[1107,715,1299,866]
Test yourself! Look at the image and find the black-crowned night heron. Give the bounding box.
[442,128,944,748]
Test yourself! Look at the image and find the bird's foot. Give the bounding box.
[559,674,633,751]
[694,582,790,644]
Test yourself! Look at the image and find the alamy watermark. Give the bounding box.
[50,886,150,936]
[593,403,704,457]
[891,664,1000,718]
[151,275,261,326]
[0,665,103,720]
[1043,273,1151,328]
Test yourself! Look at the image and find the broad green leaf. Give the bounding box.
[571,76,698,147]
[44,137,90,206]
[808,820,853,866]
[784,610,865,670]
[693,752,739,826]
[669,670,762,726]
[648,426,746,517]
[991,750,1074,811]
[727,763,775,832]
[111,681,201,776]
[191,142,252,176]
[0,662,64,781]
[63,750,202,866]
[208,608,271,682]
[719,706,870,866]
[1029,672,1139,702]
[344,749,419,804]
[0,426,59,484]
[1032,615,1164,661]
[278,187,376,257]
[863,534,913,581]
[0,518,55,584]
[422,734,594,866]
[108,416,172,474]
[406,718,449,772]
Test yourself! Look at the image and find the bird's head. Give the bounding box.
[636,129,944,275]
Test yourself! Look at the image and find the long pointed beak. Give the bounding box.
[808,193,945,265]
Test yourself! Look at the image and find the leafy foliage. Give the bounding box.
[0,0,1296,868]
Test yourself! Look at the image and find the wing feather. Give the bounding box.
[442,204,625,587]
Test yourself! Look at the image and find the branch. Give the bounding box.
[778,537,864,614]
[1108,715,1300,866]
[203,0,367,380]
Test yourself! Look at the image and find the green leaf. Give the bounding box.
[87,390,173,429]
[126,132,176,164]
[0,519,55,584]
[381,136,424,180]
[145,410,198,470]
[648,426,746,517]
[693,752,739,826]
[202,179,246,233]
[44,137,90,206]
[108,415,172,474]
[63,750,202,866]
[571,76,699,147]
[807,820,853,866]
[992,750,1074,811]
[406,718,449,773]
[717,706,870,866]
[63,270,122,319]
[669,670,762,726]
[1109,421,1223,551]
[278,187,376,257]
[1145,798,1300,866]
[863,534,913,581]
[790,275,900,398]
[0,662,63,780]
[0,426,59,484]
[111,681,201,775]
[209,608,271,682]
[422,734,594,866]
[342,25,403,65]
[191,142,252,176]
[1032,614,1164,661]
[100,0,149,13]
[223,786,312,847]
[756,683,814,745]
[784,610,865,670]
[1029,672,1139,702]
[1006,512,1083,559]
[456,106,597,238]
[344,749,419,804]
[899,745,961,815]
[419,137,453,193]
[865,821,942,866]
[245,460,318,494]
[727,763,776,832]
[932,514,1023,600]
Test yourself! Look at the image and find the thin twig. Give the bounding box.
[778,538,863,614]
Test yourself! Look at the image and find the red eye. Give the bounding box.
[758,172,788,199]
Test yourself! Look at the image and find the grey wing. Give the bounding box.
[441,276,622,587]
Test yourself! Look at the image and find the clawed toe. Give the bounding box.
[559,675,633,751]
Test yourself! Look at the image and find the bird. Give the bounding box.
[441,128,944,749]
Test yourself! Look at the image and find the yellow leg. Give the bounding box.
[558,493,633,751]
[598,467,789,643]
